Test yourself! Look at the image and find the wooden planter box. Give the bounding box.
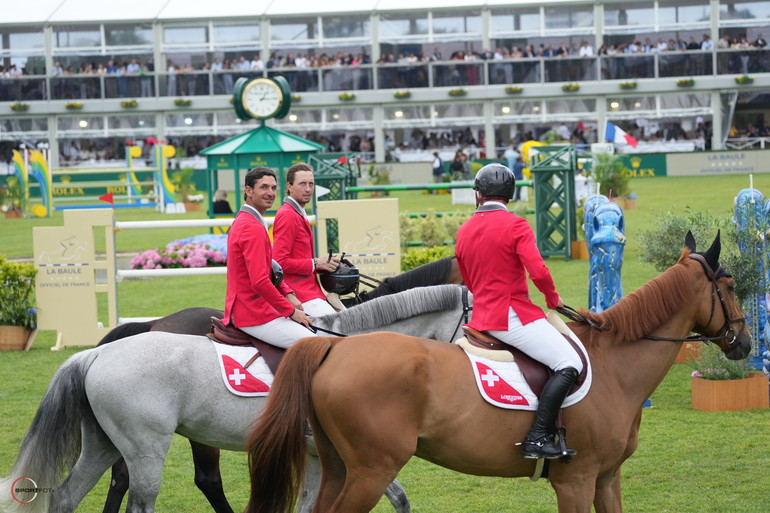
[675,341,702,363]
[570,240,589,260]
[691,373,769,412]
[0,326,37,351]
[184,201,202,212]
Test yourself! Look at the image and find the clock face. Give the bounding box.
[241,78,283,119]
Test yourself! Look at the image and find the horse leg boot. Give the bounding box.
[521,367,579,460]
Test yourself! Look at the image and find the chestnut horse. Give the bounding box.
[245,233,752,513]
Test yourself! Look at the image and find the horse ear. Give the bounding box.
[703,230,721,268]
[684,230,697,252]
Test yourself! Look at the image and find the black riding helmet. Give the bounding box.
[474,163,516,200]
[320,262,360,295]
[270,259,284,288]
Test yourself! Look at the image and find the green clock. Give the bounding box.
[233,76,292,121]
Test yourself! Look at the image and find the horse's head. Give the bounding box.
[683,230,752,360]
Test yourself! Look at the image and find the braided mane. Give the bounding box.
[580,250,696,343]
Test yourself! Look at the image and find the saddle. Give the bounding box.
[461,326,588,397]
[207,317,285,375]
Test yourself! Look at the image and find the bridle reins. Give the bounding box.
[641,253,745,348]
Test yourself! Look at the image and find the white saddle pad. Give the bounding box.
[458,333,592,411]
[212,341,273,397]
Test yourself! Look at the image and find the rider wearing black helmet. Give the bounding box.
[455,163,583,460]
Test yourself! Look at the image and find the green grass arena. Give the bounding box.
[1,173,769,512]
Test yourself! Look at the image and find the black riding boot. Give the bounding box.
[521,367,579,460]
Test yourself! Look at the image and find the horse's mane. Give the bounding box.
[317,284,462,333]
[382,257,454,293]
[579,249,696,343]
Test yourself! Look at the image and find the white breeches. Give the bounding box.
[239,316,315,349]
[302,298,336,317]
[489,307,583,372]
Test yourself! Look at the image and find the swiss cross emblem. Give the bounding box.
[475,362,529,406]
[221,355,269,393]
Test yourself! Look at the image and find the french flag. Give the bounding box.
[605,122,638,148]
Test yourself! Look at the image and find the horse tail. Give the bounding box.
[96,321,153,345]
[0,349,100,513]
[245,336,335,513]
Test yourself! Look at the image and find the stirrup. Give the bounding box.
[518,433,576,462]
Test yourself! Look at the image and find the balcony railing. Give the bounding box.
[1,48,768,103]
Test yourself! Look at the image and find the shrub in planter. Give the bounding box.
[562,83,580,92]
[121,100,139,108]
[65,102,83,110]
[0,256,37,331]
[448,88,467,97]
[676,78,695,87]
[10,102,29,112]
[338,93,356,101]
[393,91,411,99]
[734,75,754,85]
[505,86,523,94]
[619,82,637,90]
[174,98,192,107]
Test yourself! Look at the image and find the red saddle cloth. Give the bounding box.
[208,317,285,375]
[461,326,588,397]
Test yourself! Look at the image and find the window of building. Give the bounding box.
[1,29,45,51]
[604,2,656,28]
[107,115,155,131]
[325,107,373,123]
[58,116,105,132]
[490,7,542,35]
[607,96,656,111]
[493,100,543,117]
[212,24,260,44]
[544,6,594,30]
[322,15,370,39]
[271,17,319,45]
[658,0,711,25]
[379,13,429,40]
[660,92,711,109]
[432,11,482,37]
[272,108,323,126]
[164,26,209,45]
[165,113,215,129]
[54,26,102,48]
[105,25,153,47]
[0,117,48,133]
[720,0,770,20]
[545,98,597,115]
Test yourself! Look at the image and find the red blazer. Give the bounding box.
[224,207,295,327]
[456,206,559,330]
[273,200,326,303]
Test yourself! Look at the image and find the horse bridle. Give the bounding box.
[642,253,745,349]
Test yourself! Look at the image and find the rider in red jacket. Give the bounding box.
[223,167,313,348]
[273,163,340,317]
[455,163,583,460]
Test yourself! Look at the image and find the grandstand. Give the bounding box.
[0,0,768,167]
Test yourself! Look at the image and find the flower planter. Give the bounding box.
[184,201,202,212]
[0,326,36,351]
[4,209,22,218]
[570,240,589,260]
[674,341,701,363]
[691,373,769,412]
